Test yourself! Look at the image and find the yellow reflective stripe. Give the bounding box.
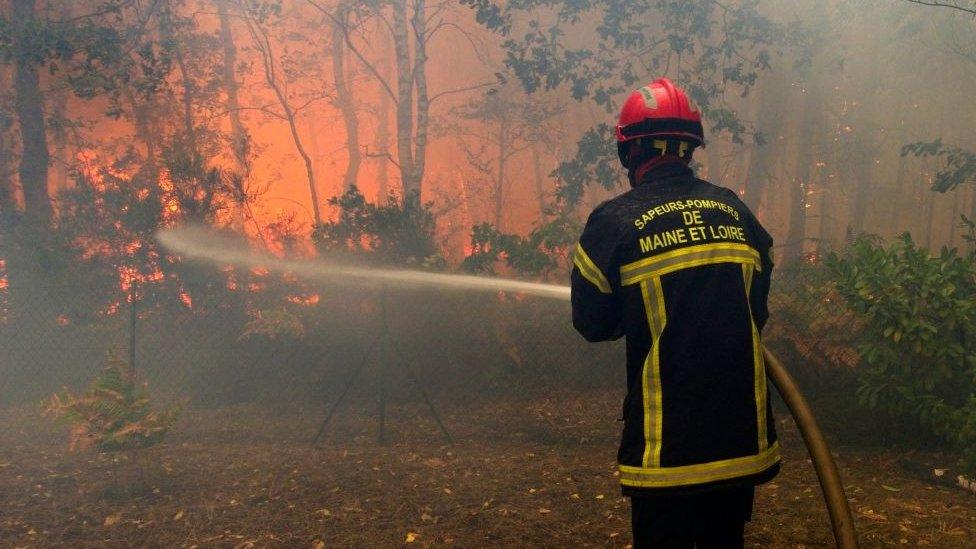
[651,277,666,466]
[573,243,612,294]
[619,442,781,488]
[639,278,667,468]
[743,264,768,451]
[755,333,768,450]
[621,243,760,286]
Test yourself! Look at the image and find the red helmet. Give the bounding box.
[615,78,704,167]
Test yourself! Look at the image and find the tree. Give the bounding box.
[10,0,53,227]
[238,0,325,226]
[312,185,441,266]
[0,64,15,221]
[447,86,559,231]
[329,4,361,191]
[308,0,496,198]
[464,0,784,207]
[217,0,250,174]
[829,233,976,475]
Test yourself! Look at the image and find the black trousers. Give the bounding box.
[630,486,755,549]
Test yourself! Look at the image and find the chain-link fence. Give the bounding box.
[0,277,624,411]
[0,265,861,413]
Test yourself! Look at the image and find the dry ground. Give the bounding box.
[1,390,974,547]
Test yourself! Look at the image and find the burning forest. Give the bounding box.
[2,0,976,547]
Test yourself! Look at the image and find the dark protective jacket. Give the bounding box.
[571,162,779,497]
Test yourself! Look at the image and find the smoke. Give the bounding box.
[156,226,572,302]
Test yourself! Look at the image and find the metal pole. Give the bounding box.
[405,363,453,444]
[311,331,380,445]
[378,287,388,445]
[129,278,137,371]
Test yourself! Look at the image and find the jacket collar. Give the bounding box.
[636,161,694,187]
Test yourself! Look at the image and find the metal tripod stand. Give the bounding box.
[311,287,453,446]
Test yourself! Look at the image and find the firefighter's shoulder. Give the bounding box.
[583,194,634,235]
[695,177,772,248]
[694,177,743,203]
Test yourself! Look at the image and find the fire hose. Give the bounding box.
[763,347,858,548]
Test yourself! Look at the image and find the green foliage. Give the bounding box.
[828,234,976,474]
[312,186,442,267]
[550,124,621,205]
[461,216,580,277]
[902,139,976,193]
[465,0,785,206]
[44,354,181,453]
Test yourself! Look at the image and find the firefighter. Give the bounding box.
[571,78,778,548]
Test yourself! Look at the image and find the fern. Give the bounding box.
[44,353,182,452]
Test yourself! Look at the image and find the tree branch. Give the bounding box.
[429,80,498,104]
[304,0,398,103]
[903,0,976,15]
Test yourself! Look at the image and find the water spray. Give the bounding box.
[157,226,858,547]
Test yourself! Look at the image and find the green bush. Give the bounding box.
[460,216,579,278]
[312,186,443,267]
[828,233,976,474]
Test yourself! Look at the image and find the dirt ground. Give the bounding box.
[1,390,974,548]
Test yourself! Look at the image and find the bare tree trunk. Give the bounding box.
[888,151,908,232]
[948,189,960,248]
[785,89,817,264]
[376,87,391,199]
[704,135,722,182]
[0,65,16,217]
[373,20,392,199]
[923,170,936,249]
[410,0,430,196]
[50,91,68,194]
[50,0,71,194]
[392,0,416,195]
[331,11,360,191]
[817,178,831,247]
[13,0,51,227]
[160,5,198,150]
[218,0,248,171]
[850,161,872,236]
[531,143,547,218]
[493,117,510,230]
[240,3,321,225]
[125,87,159,179]
[970,185,976,231]
[217,0,252,232]
[743,81,781,213]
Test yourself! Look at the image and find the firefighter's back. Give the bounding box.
[577,165,778,495]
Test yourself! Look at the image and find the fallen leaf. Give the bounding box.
[538,508,551,514]
[405,532,419,543]
[173,510,184,521]
[311,540,325,549]
[104,513,122,527]
[881,484,901,492]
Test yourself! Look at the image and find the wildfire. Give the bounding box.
[287,293,320,306]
